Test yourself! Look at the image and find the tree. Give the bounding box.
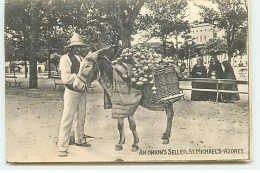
[233,26,248,56]
[203,38,227,57]
[81,0,145,49]
[4,34,20,63]
[87,0,121,55]
[198,0,248,62]
[137,0,189,57]
[37,0,63,78]
[27,1,40,88]
[5,0,79,83]
[5,0,145,88]
[5,0,57,87]
[55,0,124,56]
[117,0,145,48]
[5,0,31,78]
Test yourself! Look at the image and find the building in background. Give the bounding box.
[5,61,45,74]
[190,23,225,44]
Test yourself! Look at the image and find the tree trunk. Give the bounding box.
[118,8,131,48]
[48,58,51,78]
[23,39,28,78]
[113,43,119,58]
[24,57,28,78]
[48,48,51,78]
[227,37,232,63]
[227,49,232,63]
[120,26,132,48]
[29,56,38,88]
[29,2,39,89]
[226,29,236,63]
[118,1,144,49]
[162,36,167,58]
[112,30,119,58]
[175,35,179,55]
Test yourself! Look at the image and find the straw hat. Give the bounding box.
[65,33,86,48]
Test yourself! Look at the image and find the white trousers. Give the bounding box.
[58,88,87,152]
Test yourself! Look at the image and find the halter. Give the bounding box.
[76,58,99,93]
[77,74,87,84]
[75,74,87,93]
[76,46,119,92]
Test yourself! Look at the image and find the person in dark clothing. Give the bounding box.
[191,58,208,101]
[221,61,240,102]
[207,55,224,101]
[208,56,224,79]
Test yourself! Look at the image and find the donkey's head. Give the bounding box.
[73,46,112,92]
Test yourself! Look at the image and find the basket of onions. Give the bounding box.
[111,47,183,104]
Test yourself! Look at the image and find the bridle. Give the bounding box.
[76,58,99,93]
[76,45,121,92]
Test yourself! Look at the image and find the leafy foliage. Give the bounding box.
[5,0,145,88]
[137,0,190,57]
[198,0,248,61]
[203,38,227,56]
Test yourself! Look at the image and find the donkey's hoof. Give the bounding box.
[162,139,169,144]
[131,145,139,152]
[115,145,123,151]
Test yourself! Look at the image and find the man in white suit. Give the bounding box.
[57,33,91,157]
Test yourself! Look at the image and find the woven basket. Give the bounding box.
[141,65,183,105]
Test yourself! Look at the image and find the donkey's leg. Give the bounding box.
[162,103,174,144]
[128,115,139,152]
[115,118,125,151]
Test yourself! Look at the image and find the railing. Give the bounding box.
[180,78,248,102]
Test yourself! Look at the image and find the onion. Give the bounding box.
[136,82,143,86]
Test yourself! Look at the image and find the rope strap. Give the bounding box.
[77,75,87,84]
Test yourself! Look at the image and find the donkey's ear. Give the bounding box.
[97,45,112,54]
[85,51,99,61]
[84,46,112,61]
[84,51,93,60]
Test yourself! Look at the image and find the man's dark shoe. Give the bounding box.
[75,142,91,147]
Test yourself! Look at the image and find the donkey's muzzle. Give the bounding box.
[73,78,86,92]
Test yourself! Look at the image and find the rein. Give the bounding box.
[76,46,120,92]
[77,75,87,84]
[77,58,99,93]
[76,74,87,93]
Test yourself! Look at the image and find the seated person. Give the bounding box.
[191,58,208,101]
[221,61,240,102]
[207,55,224,101]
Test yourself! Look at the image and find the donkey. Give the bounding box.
[73,47,180,152]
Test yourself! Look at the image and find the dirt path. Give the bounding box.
[5,78,250,162]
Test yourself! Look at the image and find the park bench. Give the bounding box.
[180,78,248,102]
[52,74,95,93]
[52,74,64,91]
[5,75,22,87]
